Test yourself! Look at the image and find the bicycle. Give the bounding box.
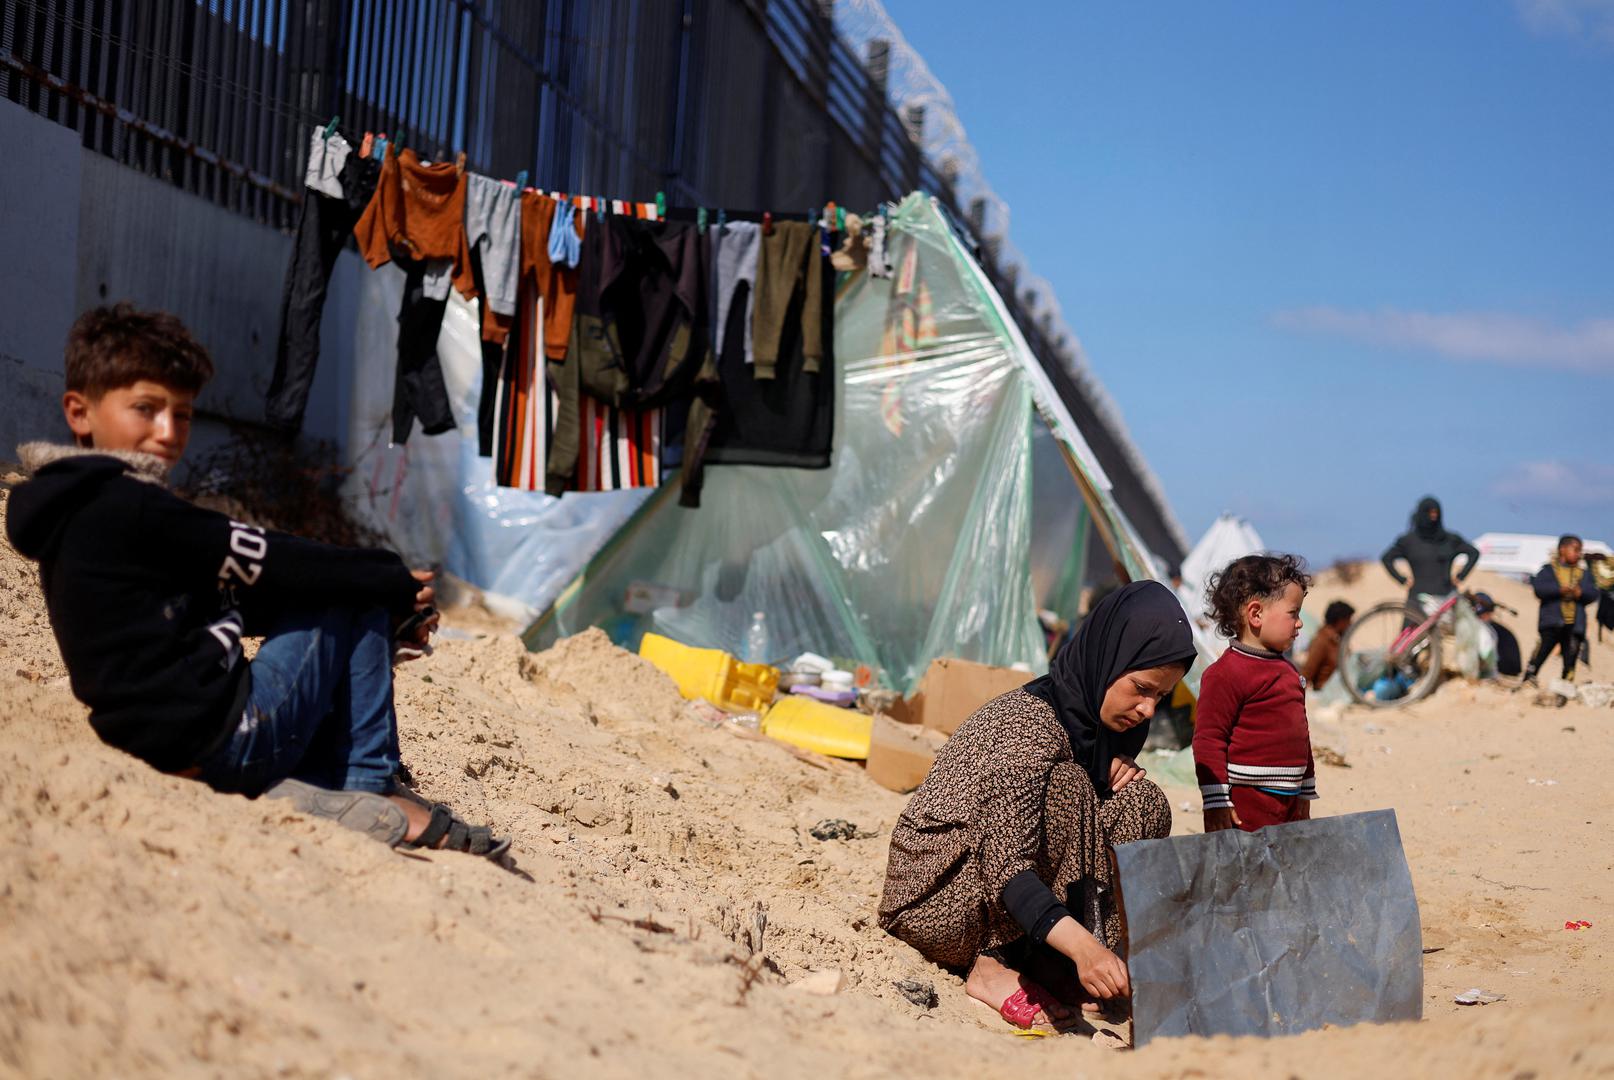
[1338,590,1492,708]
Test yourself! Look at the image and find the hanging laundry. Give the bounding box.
[481,192,585,459]
[265,125,381,433]
[548,199,581,269]
[522,192,584,362]
[492,288,547,490]
[546,217,706,497]
[463,174,522,340]
[353,146,479,442]
[574,397,664,493]
[391,256,457,444]
[689,243,834,482]
[708,221,760,369]
[752,221,825,379]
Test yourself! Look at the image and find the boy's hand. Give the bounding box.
[400,569,441,650]
[1203,807,1242,832]
[1109,755,1146,793]
[411,568,436,611]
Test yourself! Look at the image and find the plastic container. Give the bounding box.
[762,696,874,760]
[638,632,780,713]
[745,611,770,664]
[821,669,855,693]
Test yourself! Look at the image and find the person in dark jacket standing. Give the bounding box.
[1524,535,1599,683]
[1380,496,1480,604]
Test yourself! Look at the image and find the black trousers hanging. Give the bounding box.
[390,257,458,444]
[266,155,379,433]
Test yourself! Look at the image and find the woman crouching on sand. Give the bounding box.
[877,581,1195,1029]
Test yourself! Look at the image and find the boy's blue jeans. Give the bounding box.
[199,607,399,797]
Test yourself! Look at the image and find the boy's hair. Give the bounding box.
[1204,553,1312,639]
[65,303,214,399]
[1324,600,1355,626]
[1558,534,1582,550]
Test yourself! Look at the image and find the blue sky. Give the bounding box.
[880,0,1614,563]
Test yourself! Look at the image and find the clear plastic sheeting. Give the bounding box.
[340,265,649,622]
[528,194,1182,694]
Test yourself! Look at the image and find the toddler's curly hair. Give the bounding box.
[1204,553,1312,639]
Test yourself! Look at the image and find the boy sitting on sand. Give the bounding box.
[1194,554,1318,832]
[5,303,506,858]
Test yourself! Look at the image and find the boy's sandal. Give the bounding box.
[263,778,409,847]
[400,803,512,860]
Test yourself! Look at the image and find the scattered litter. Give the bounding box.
[1546,679,1578,701]
[809,819,875,841]
[1377,745,1393,754]
[1364,724,1386,735]
[892,978,939,1009]
[789,968,845,996]
[1564,920,1593,931]
[1577,683,1614,709]
[1180,801,1192,812]
[1314,745,1351,769]
[1526,778,1559,787]
[1091,1028,1128,1050]
[1454,988,1506,1005]
[1532,691,1568,709]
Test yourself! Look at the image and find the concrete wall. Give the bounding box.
[0,101,81,457]
[0,97,359,469]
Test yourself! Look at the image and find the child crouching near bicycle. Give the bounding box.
[1193,554,1318,832]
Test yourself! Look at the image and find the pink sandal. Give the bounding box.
[996,980,1063,1028]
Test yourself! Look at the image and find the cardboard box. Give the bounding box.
[895,657,1033,737]
[865,715,949,793]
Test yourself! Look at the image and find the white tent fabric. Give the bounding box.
[1178,513,1267,630]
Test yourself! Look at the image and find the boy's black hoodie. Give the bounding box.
[6,443,420,773]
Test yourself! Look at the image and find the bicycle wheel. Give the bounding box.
[1340,601,1442,708]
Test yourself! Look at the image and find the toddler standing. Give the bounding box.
[1194,554,1317,832]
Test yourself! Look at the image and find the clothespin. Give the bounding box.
[717,208,727,228]
[393,131,405,152]
[697,207,708,233]
[836,206,846,231]
[762,211,773,236]
[455,150,467,177]
[655,190,667,220]
[372,134,387,160]
[322,114,340,141]
[515,169,528,190]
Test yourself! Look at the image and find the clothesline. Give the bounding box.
[272,117,891,513]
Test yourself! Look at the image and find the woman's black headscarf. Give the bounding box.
[1412,496,1445,541]
[1022,580,1196,797]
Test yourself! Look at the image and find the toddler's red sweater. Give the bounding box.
[1193,642,1317,810]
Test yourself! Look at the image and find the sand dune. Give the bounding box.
[2,478,1610,1077]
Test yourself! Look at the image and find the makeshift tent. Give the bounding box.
[524,194,1213,694]
[1179,513,1267,625]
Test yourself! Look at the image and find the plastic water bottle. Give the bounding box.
[745,611,770,664]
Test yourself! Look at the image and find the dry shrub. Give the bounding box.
[177,429,386,549]
[1330,558,1368,585]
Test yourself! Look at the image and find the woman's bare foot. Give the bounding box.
[965,953,1073,1025]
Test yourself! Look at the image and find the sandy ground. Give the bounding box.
[2,473,1612,1077]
